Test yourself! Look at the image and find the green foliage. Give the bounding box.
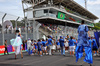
[92,26,100,30]
[92,21,100,30]
[94,22,100,27]
[10,20,25,27]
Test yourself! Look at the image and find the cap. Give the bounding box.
[60,36,63,38]
[28,38,31,40]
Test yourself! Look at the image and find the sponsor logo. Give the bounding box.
[0,46,5,53]
[0,48,5,51]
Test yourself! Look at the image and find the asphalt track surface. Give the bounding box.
[0,52,100,66]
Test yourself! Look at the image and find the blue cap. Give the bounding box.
[60,36,63,38]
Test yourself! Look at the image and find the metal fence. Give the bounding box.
[0,12,45,45]
[0,12,25,45]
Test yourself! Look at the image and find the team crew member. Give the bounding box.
[37,39,43,56]
[73,37,76,50]
[56,39,60,52]
[68,36,75,56]
[88,37,92,48]
[4,40,9,55]
[42,39,47,55]
[47,36,52,55]
[92,37,98,56]
[59,36,65,56]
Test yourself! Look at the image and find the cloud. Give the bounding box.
[88,0,100,5]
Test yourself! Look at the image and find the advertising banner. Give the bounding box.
[12,46,15,52]
[0,45,5,54]
[7,45,13,52]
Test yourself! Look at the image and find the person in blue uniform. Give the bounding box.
[47,36,52,55]
[92,37,98,56]
[88,37,92,48]
[59,36,65,56]
[37,39,43,56]
[56,39,60,52]
[42,39,47,55]
[75,20,93,64]
[68,36,75,56]
[73,37,77,51]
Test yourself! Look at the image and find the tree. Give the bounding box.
[92,21,100,30]
[10,20,25,28]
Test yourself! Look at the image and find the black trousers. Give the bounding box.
[4,47,9,55]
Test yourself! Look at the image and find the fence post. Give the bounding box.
[33,20,36,40]
[2,13,7,45]
[36,23,41,40]
[25,18,27,40]
[15,17,20,30]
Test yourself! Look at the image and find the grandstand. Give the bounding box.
[22,0,98,39]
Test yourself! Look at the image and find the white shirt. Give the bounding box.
[27,40,32,49]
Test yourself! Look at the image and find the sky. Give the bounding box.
[0,0,100,23]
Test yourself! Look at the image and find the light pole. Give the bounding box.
[2,13,7,45]
[84,0,87,9]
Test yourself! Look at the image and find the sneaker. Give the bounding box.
[31,53,34,55]
[46,53,48,55]
[40,55,42,56]
[93,54,96,56]
[43,53,45,55]
[97,54,99,56]
[72,55,74,57]
[65,50,68,52]
[49,54,52,56]
[63,54,65,56]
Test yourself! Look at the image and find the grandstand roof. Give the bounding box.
[23,0,98,20]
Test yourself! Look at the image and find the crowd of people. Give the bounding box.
[20,35,98,57]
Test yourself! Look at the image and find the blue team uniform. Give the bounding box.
[59,38,65,55]
[56,41,60,45]
[69,39,75,46]
[73,39,77,46]
[42,41,46,47]
[59,39,64,47]
[34,42,37,49]
[92,39,98,50]
[89,39,92,47]
[48,38,52,46]
[37,42,42,51]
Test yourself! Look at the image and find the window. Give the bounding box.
[44,9,48,13]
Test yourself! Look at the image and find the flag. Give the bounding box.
[94,32,100,47]
[57,12,65,20]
